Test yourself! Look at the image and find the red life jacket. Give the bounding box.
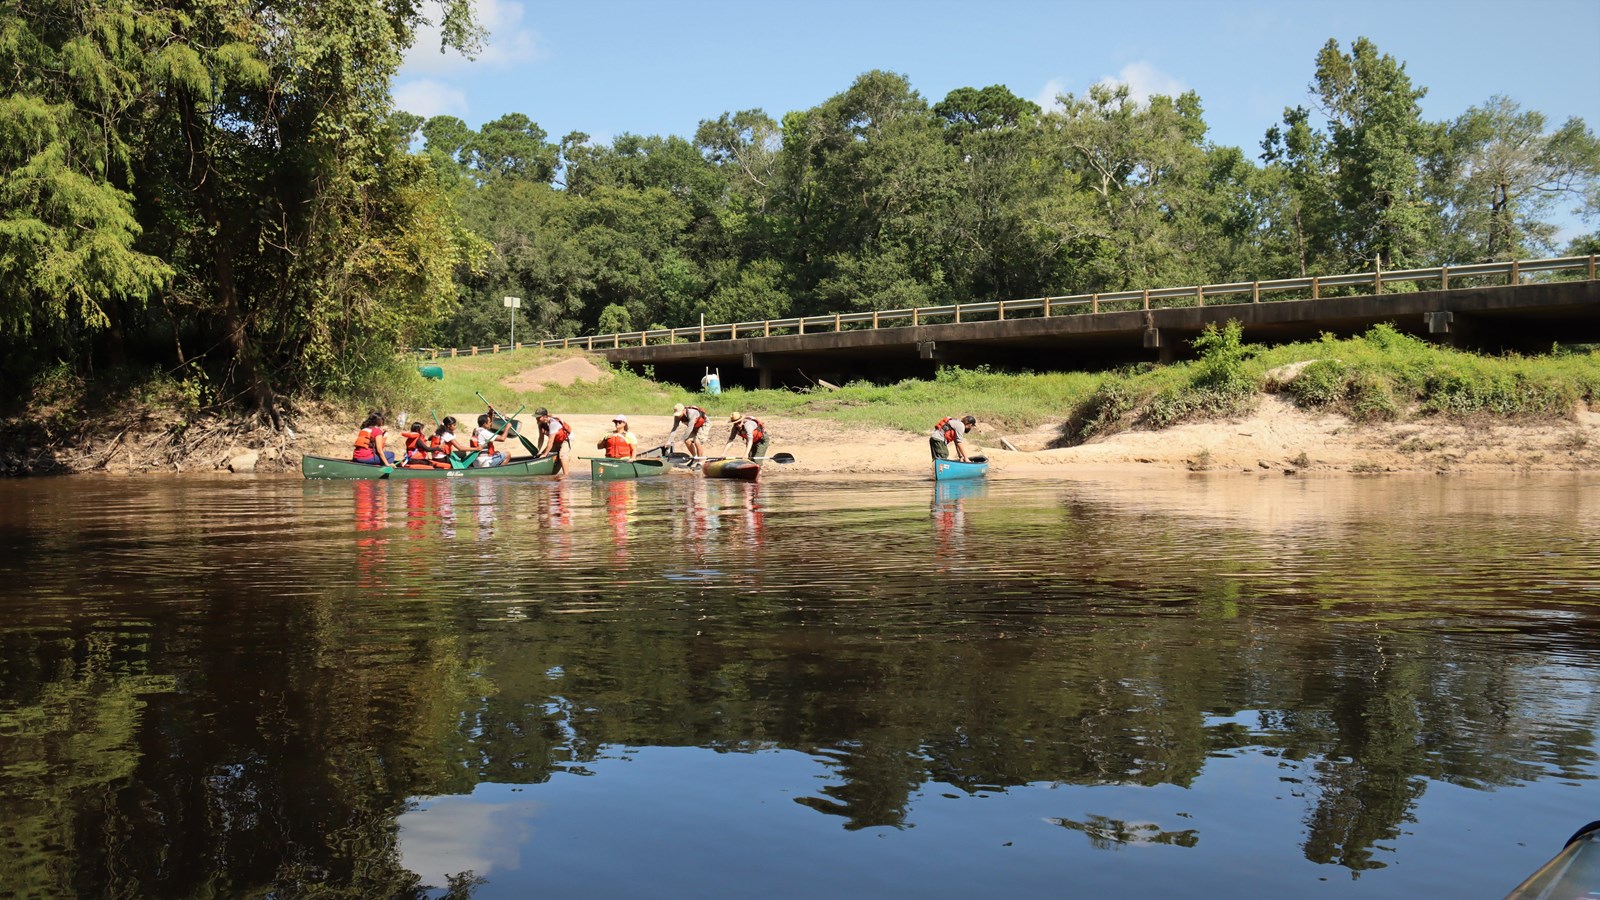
[401,430,427,460]
[734,417,765,443]
[685,406,707,429]
[600,434,633,458]
[935,417,958,443]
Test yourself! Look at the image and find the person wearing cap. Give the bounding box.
[666,402,708,462]
[597,414,638,459]
[532,408,572,474]
[930,415,978,461]
[722,412,769,461]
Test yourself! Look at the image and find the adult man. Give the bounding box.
[723,412,769,461]
[929,415,978,461]
[596,414,638,458]
[666,402,708,463]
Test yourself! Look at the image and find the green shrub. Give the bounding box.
[1287,359,1350,409]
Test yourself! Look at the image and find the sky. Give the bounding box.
[394,0,1600,231]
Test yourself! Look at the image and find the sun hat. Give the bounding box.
[728,412,744,423]
[672,403,685,416]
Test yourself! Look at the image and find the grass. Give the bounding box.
[411,325,1600,442]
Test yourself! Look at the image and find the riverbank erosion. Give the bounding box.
[7,395,1595,477]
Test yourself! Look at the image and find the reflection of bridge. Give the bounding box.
[425,257,1600,389]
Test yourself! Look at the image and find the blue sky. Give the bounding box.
[395,0,1600,227]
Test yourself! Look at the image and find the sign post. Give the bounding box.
[503,296,522,350]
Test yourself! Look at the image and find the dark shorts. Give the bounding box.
[749,436,770,460]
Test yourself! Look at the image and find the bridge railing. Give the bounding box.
[413,255,1597,358]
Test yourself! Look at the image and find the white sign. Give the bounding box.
[503,296,522,308]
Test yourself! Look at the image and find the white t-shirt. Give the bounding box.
[472,426,500,465]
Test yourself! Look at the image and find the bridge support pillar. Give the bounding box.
[1144,327,1176,363]
[744,352,774,389]
[1426,310,1477,348]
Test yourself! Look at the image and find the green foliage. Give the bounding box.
[596,304,632,334]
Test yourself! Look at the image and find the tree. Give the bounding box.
[1035,83,1216,291]
[1430,96,1600,261]
[1309,37,1436,270]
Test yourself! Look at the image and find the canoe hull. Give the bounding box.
[703,459,761,481]
[933,457,988,481]
[301,454,557,480]
[589,457,668,481]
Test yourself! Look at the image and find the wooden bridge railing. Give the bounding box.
[411,255,1598,358]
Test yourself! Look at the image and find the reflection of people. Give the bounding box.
[533,407,571,474]
[471,414,512,467]
[666,403,708,463]
[929,415,977,461]
[352,413,395,465]
[723,412,769,461]
[597,414,638,458]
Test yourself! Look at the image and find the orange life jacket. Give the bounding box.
[935,417,959,443]
[684,406,707,429]
[600,434,633,458]
[354,426,383,451]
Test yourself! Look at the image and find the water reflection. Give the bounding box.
[0,474,1596,897]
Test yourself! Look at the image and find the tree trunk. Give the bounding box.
[177,92,282,429]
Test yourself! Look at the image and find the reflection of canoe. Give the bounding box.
[933,479,988,503]
[1506,821,1600,899]
[590,457,668,481]
[933,455,988,481]
[301,454,558,480]
[703,459,761,481]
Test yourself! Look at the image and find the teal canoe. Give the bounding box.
[703,459,761,481]
[301,454,558,480]
[933,455,988,481]
[589,457,669,481]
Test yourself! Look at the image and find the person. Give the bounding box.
[471,413,514,467]
[399,421,435,468]
[666,402,708,462]
[930,415,978,461]
[723,412,769,461]
[351,413,395,466]
[533,407,571,474]
[436,416,477,465]
[597,414,638,459]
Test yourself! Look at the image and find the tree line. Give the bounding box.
[3,4,1597,421]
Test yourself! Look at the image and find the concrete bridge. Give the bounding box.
[603,270,1600,390]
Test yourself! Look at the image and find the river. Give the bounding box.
[1,471,1596,898]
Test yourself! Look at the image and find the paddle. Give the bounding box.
[675,452,795,465]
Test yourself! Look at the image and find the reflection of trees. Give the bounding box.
[4,477,1599,892]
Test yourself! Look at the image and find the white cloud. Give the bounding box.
[399,795,532,886]
[393,79,469,118]
[1033,78,1068,114]
[1096,61,1188,105]
[403,0,542,74]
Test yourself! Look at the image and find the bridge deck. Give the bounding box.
[605,280,1600,388]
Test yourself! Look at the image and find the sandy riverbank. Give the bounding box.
[274,395,1598,478]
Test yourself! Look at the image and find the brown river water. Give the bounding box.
[0,471,1596,898]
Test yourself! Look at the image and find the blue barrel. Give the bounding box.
[418,365,444,381]
[702,372,721,395]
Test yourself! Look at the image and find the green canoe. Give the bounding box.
[301,454,558,480]
[589,457,669,481]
